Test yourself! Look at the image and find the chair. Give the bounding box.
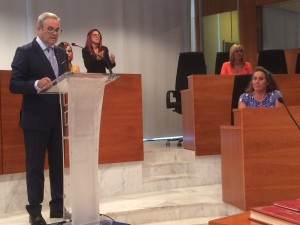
[230,74,252,125]
[257,49,288,74]
[215,52,229,74]
[166,52,207,114]
[295,53,300,74]
[166,52,207,147]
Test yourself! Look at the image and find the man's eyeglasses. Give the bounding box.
[43,26,63,34]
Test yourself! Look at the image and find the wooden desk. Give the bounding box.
[181,74,300,156]
[181,75,234,155]
[0,70,144,174]
[209,212,260,225]
[221,107,300,210]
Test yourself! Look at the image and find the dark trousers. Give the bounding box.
[23,118,64,215]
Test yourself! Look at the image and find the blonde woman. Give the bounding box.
[58,42,80,73]
[221,44,252,75]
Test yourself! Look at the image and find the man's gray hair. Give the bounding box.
[37,12,60,28]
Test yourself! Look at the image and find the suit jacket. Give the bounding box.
[10,38,68,130]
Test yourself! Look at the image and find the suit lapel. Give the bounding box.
[54,46,68,76]
[32,39,52,68]
[32,39,58,80]
[32,39,64,78]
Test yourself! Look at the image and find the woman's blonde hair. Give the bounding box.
[229,44,245,67]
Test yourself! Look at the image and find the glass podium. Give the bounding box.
[39,72,119,225]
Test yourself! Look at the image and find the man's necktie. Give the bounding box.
[47,47,59,77]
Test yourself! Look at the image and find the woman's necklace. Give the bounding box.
[233,60,244,74]
[253,92,266,103]
[234,64,242,73]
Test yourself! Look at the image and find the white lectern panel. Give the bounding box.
[39,72,118,225]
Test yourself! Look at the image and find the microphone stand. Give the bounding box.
[278,97,300,130]
[96,54,113,75]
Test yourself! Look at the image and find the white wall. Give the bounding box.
[263,6,300,49]
[0,0,191,139]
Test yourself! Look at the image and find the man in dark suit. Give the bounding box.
[10,12,70,225]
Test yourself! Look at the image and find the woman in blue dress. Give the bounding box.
[238,66,283,108]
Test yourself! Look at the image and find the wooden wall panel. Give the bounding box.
[99,74,144,163]
[274,74,300,106]
[0,71,143,174]
[0,71,25,174]
[202,0,237,16]
[0,73,2,174]
[256,0,289,5]
[239,0,258,68]
[182,75,234,155]
[285,48,300,74]
[220,126,245,209]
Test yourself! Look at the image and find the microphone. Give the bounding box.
[71,43,84,49]
[278,97,300,130]
[277,97,284,104]
[71,43,113,74]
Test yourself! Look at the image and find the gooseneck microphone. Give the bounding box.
[71,43,84,48]
[71,43,113,74]
[278,97,300,130]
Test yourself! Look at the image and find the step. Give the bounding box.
[143,149,195,164]
[143,160,195,177]
[142,173,202,193]
[99,184,225,225]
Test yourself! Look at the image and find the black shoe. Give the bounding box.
[29,214,47,225]
[50,208,72,220]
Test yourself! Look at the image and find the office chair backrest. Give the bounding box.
[295,53,300,74]
[257,49,287,74]
[215,52,229,74]
[166,52,207,114]
[231,74,252,125]
[174,52,207,99]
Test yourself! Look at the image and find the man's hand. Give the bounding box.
[37,77,52,89]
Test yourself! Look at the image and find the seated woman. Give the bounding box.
[58,42,80,73]
[238,66,283,108]
[221,44,252,75]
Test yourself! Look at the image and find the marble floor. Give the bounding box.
[0,185,227,225]
[0,140,242,225]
